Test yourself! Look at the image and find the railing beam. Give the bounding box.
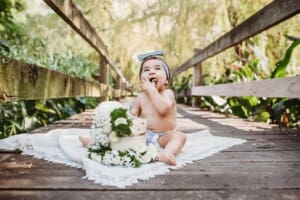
[0,56,107,101]
[173,0,300,76]
[192,76,300,98]
[43,0,129,87]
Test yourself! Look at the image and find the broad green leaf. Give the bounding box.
[271,37,300,78]
[231,105,247,118]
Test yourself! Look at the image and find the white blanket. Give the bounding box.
[0,129,245,188]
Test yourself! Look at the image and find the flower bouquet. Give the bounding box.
[88,101,158,167]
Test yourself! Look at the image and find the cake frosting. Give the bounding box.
[88,101,157,167]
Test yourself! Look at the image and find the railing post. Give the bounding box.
[192,62,203,107]
[115,68,122,100]
[99,55,108,102]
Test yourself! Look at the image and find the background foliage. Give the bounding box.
[0,0,99,138]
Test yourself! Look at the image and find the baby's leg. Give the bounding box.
[157,131,187,165]
[79,136,92,147]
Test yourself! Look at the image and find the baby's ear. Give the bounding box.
[164,80,169,86]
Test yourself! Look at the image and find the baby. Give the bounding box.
[131,50,186,165]
[80,50,186,166]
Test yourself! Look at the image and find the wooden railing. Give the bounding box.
[173,0,300,102]
[0,0,130,102]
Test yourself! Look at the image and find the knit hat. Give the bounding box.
[137,50,171,81]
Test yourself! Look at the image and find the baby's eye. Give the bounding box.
[155,67,161,70]
[143,69,150,72]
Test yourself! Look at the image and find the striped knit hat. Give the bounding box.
[137,50,171,81]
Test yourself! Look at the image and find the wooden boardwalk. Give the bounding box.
[0,103,300,199]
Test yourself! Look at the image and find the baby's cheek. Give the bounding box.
[141,73,147,80]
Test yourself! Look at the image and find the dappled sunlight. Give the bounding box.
[177,105,280,133]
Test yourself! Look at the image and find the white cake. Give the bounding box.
[88,101,157,167]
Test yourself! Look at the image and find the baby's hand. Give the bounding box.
[141,76,156,92]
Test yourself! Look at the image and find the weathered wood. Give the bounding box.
[191,76,300,98]
[173,0,300,76]
[1,102,300,199]
[192,62,203,107]
[43,0,129,87]
[115,69,122,100]
[1,190,300,200]
[0,56,109,100]
[1,155,300,190]
[2,152,299,171]
[99,55,108,101]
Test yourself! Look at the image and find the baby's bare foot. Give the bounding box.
[157,151,176,166]
[79,136,90,147]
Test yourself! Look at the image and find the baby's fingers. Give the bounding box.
[141,75,149,83]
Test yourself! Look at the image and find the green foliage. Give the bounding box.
[173,36,299,128]
[270,36,300,78]
[88,145,112,158]
[0,0,24,39]
[110,108,132,137]
[0,1,103,138]
[0,97,99,139]
[171,74,193,104]
[1,39,99,82]
[271,99,300,128]
[1,0,299,137]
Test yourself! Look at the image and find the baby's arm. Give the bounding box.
[130,96,142,117]
[140,77,175,115]
[152,89,175,113]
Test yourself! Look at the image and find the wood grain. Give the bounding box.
[0,103,299,199]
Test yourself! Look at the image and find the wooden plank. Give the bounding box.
[0,56,110,100]
[191,76,300,98]
[2,153,300,172]
[176,104,300,135]
[1,159,300,190]
[0,56,127,101]
[173,0,300,76]
[43,0,128,85]
[1,157,296,193]
[1,102,300,198]
[224,140,300,152]
[203,151,300,162]
[1,190,300,200]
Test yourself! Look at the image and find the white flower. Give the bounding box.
[141,144,158,163]
[91,153,102,163]
[103,152,114,165]
[109,131,120,143]
[130,117,147,136]
[133,143,147,153]
[89,145,98,151]
[93,133,110,146]
[111,155,121,165]
[114,117,128,126]
[121,155,132,166]
[88,101,158,167]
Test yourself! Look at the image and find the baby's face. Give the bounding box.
[141,59,168,89]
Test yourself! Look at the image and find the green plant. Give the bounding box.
[0,0,24,39]
[0,97,99,139]
[174,35,299,129]
[270,35,300,78]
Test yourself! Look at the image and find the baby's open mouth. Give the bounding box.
[149,78,158,86]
